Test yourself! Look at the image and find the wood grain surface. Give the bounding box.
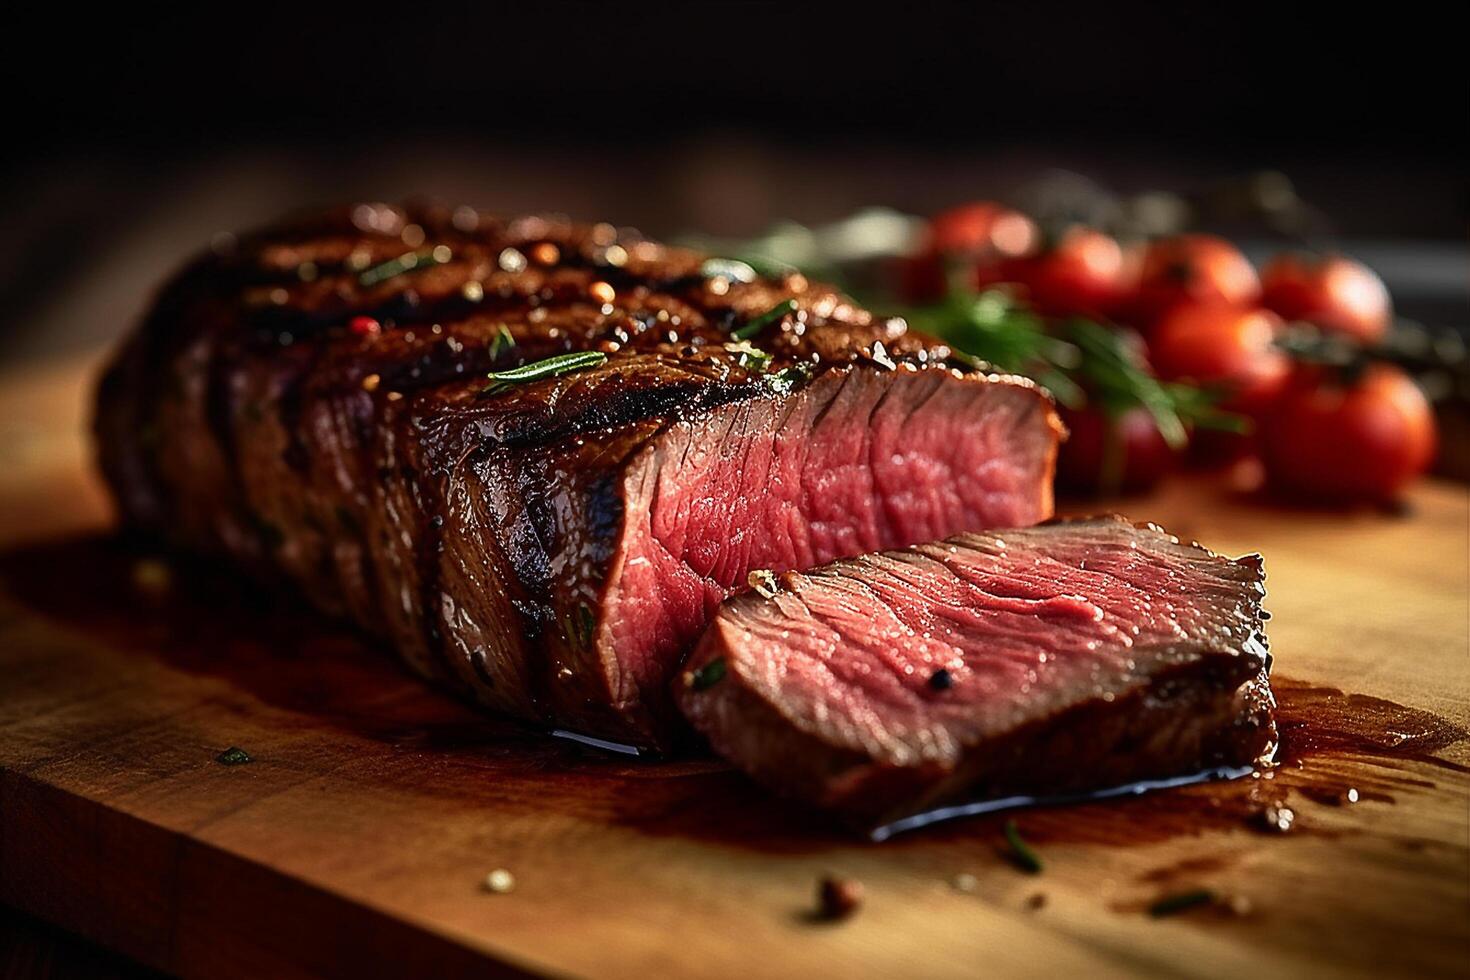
[2,353,1467,979]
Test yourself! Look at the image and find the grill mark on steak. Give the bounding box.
[676,517,1276,825]
[96,203,1063,748]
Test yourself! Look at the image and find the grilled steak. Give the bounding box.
[95,203,1063,749]
[676,517,1276,826]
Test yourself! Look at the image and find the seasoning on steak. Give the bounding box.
[676,517,1276,827]
[95,203,1063,750]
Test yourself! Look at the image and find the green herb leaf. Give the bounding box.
[688,658,727,691]
[724,340,774,372]
[766,363,813,395]
[902,290,1086,409]
[1003,819,1043,873]
[216,746,253,766]
[1148,888,1216,918]
[359,247,452,287]
[562,602,597,652]
[482,351,608,394]
[733,299,798,341]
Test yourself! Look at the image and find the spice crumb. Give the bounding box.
[949,873,977,893]
[817,875,863,920]
[216,746,252,766]
[484,869,516,894]
[747,569,779,599]
[1256,804,1295,833]
[1025,892,1047,910]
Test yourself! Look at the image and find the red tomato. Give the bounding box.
[977,227,1134,318]
[1261,363,1436,503]
[1056,405,1178,496]
[1149,304,1291,415]
[898,202,1038,303]
[1261,253,1391,343]
[1127,235,1260,331]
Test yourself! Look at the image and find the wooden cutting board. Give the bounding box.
[2,354,1467,979]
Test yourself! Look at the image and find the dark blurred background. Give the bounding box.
[0,3,1464,365]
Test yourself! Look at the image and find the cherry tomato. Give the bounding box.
[898,202,1038,303]
[977,227,1134,318]
[1261,253,1391,343]
[1127,235,1260,331]
[1148,304,1291,415]
[1261,363,1436,503]
[1057,405,1178,496]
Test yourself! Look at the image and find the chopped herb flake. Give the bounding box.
[688,658,727,691]
[563,602,597,652]
[724,340,773,372]
[216,746,253,766]
[733,299,798,340]
[1003,819,1043,873]
[1149,888,1216,918]
[488,324,516,359]
[766,363,813,395]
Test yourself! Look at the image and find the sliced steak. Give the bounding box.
[95,203,1063,749]
[676,517,1276,827]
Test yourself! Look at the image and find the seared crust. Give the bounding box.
[95,202,1063,747]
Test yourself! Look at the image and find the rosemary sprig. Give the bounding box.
[359,247,451,287]
[1148,888,1216,918]
[482,351,607,394]
[1063,319,1247,448]
[733,299,798,340]
[1002,819,1044,874]
[1276,320,1470,399]
[902,290,1085,408]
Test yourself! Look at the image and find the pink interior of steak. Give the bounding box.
[700,518,1267,767]
[597,366,1059,727]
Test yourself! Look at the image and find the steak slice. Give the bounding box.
[95,203,1063,749]
[676,517,1276,827]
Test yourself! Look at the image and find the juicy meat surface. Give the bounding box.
[676,517,1276,826]
[95,203,1063,748]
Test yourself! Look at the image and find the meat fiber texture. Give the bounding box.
[95,203,1063,749]
[676,518,1276,826]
